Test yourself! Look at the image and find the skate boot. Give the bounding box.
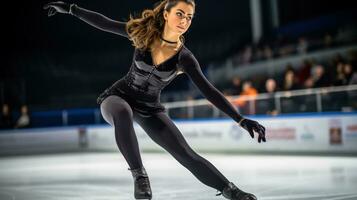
[216,182,257,200]
[128,166,152,200]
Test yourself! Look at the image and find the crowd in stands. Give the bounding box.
[221,51,357,115]
[169,34,357,119]
[228,28,356,66]
[0,104,31,130]
[178,26,357,117]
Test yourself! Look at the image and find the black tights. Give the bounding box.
[100,95,230,191]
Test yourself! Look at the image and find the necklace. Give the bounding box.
[160,35,178,44]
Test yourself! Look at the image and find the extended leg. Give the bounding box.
[133,111,230,192]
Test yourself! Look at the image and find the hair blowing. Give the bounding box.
[125,0,195,51]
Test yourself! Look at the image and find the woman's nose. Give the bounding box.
[180,19,187,26]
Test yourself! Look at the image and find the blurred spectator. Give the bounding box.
[230,76,242,95]
[14,105,30,129]
[304,77,315,89]
[0,104,14,129]
[265,79,278,93]
[327,53,345,80]
[344,63,354,84]
[311,65,329,88]
[220,28,356,69]
[333,62,348,86]
[232,81,258,114]
[282,67,300,91]
[297,59,314,84]
[297,37,309,54]
[264,78,279,115]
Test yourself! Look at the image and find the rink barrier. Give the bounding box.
[0,112,356,155]
[3,84,355,129]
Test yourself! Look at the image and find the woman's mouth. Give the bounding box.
[177,26,185,30]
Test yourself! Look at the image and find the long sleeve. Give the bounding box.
[180,51,244,123]
[71,5,129,38]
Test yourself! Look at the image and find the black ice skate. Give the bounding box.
[128,166,152,200]
[216,182,257,200]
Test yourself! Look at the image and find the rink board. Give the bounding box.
[88,113,357,153]
[0,113,357,155]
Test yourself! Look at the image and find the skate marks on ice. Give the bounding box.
[221,155,357,200]
[1,153,357,200]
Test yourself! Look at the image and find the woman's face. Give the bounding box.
[285,71,294,82]
[344,64,352,75]
[164,2,195,35]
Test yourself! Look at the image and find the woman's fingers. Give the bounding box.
[254,124,266,143]
[248,128,254,139]
[49,7,57,17]
[43,2,55,10]
[258,126,266,142]
[260,124,266,132]
[48,8,53,16]
[243,120,266,143]
[260,129,266,142]
[256,126,262,143]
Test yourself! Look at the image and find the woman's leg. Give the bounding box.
[133,111,230,192]
[100,95,143,170]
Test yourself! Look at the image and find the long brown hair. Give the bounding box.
[126,0,195,51]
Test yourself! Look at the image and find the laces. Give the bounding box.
[137,176,150,188]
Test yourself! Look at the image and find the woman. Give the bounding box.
[43,1,266,199]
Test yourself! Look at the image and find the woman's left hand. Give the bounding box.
[43,1,71,17]
[239,118,266,143]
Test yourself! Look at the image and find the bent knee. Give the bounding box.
[101,95,133,119]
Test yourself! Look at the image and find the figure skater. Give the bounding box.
[43,1,266,199]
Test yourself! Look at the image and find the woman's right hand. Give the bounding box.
[43,1,71,17]
[239,118,266,143]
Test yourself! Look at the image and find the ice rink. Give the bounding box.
[1,152,357,200]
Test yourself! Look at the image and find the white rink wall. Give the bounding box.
[1,113,357,155]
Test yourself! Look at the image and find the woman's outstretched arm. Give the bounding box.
[180,52,244,123]
[70,4,129,38]
[180,51,266,143]
[43,2,129,38]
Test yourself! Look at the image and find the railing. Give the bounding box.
[1,85,356,130]
[164,85,357,119]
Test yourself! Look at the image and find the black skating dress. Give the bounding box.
[72,5,242,122]
[96,43,241,122]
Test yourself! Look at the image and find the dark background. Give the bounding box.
[2,0,356,110]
